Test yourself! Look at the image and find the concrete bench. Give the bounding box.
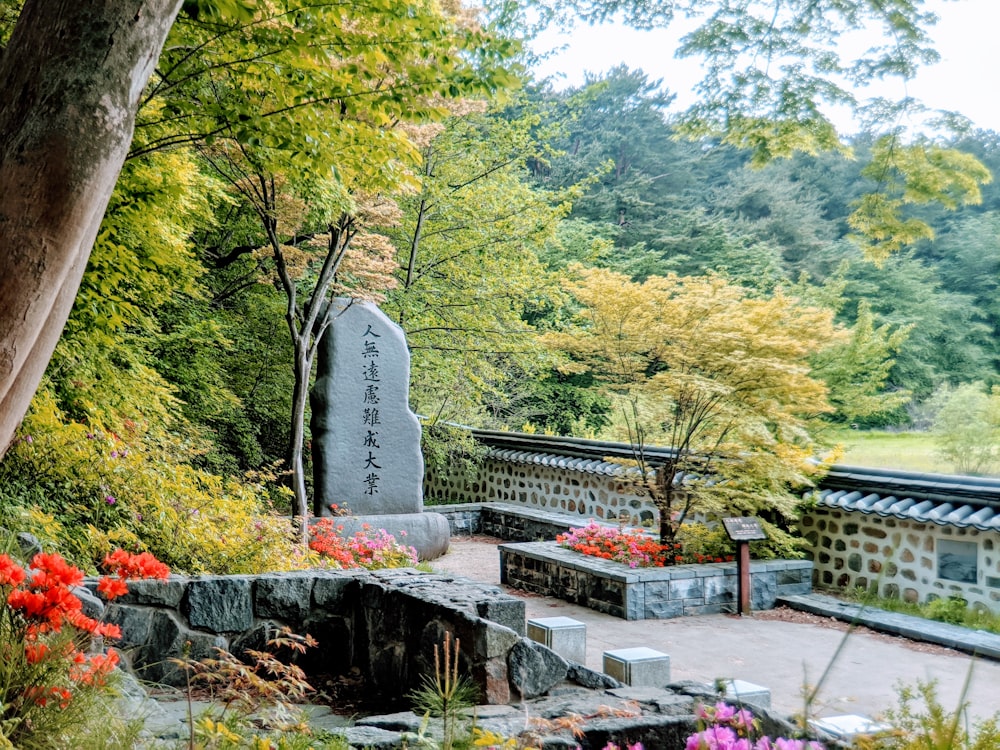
[527,616,586,664]
[602,647,670,687]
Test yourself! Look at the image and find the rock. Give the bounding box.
[134,610,227,686]
[254,572,315,623]
[73,584,105,620]
[341,725,407,749]
[508,638,568,700]
[16,532,42,560]
[358,711,426,732]
[567,663,622,690]
[183,576,253,633]
[118,576,187,608]
[105,603,155,648]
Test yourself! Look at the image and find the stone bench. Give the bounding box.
[527,616,586,664]
[603,647,670,687]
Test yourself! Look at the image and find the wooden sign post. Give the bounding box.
[722,517,767,616]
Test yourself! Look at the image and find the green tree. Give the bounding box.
[809,299,912,425]
[146,1,520,522]
[545,265,839,549]
[930,382,1000,476]
[842,250,994,399]
[542,0,991,259]
[382,103,573,431]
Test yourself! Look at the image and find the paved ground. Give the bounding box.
[431,536,1000,724]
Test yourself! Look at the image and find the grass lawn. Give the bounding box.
[825,428,954,474]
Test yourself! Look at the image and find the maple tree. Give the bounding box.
[546,265,841,548]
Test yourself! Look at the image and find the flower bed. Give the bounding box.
[558,521,735,567]
[500,540,811,620]
[309,518,418,569]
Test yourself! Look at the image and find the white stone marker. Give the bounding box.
[603,647,670,687]
[527,616,586,664]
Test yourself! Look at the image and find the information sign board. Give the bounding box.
[722,517,767,542]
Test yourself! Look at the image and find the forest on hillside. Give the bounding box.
[3,1,999,569]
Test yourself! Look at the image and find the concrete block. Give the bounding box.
[809,715,892,741]
[720,679,771,709]
[603,647,670,687]
[527,616,586,664]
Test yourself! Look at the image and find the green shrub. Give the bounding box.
[925,596,969,626]
[0,390,309,574]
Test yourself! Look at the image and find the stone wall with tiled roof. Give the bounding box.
[424,429,1000,609]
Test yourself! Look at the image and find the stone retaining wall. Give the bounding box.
[93,567,577,705]
[499,541,812,620]
[802,508,1000,610]
[438,502,585,541]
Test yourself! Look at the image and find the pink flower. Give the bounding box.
[713,702,736,723]
[105,495,116,505]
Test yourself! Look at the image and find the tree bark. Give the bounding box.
[0,0,183,458]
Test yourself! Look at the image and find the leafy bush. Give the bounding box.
[856,680,1000,750]
[0,391,308,574]
[0,547,168,748]
[924,596,969,626]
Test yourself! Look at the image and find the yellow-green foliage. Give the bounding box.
[544,265,841,545]
[0,391,309,574]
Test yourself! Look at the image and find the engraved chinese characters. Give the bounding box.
[361,323,383,497]
[310,299,425,516]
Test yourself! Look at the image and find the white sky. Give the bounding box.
[530,0,1000,134]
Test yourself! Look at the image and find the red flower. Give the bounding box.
[96,577,129,600]
[30,552,84,588]
[0,554,26,587]
[24,642,50,664]
[102,550,170,581]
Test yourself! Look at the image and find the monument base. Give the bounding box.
[333,512,450,561]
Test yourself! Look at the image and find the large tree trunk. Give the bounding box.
[0,0,182,458]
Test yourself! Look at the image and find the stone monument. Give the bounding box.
[310,298,450,559]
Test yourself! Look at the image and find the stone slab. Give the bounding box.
[809,714,892,740]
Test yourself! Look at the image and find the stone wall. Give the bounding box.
[802,508,1000,609]
[425,457,659,525]
[500,541,812,620]
[438,502,588,541]
[428,452,1000,610]
[92,567,580,705]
